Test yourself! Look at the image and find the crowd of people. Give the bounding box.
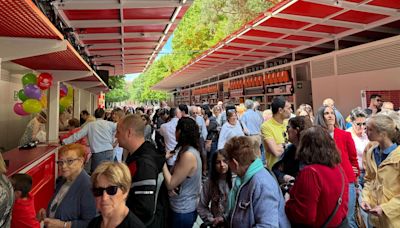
[1,94,399,228]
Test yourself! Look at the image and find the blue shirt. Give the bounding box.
[196,115,208,140]
[63,119,117,153]
[373,143,398,166]
[240,109,263,135]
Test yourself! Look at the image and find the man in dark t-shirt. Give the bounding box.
[116,114,167,228]
[365,94,383,116]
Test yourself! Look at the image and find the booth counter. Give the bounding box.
[3,145,58,212]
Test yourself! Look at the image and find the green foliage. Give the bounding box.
[105,75,130,102]
[131,0,278,102]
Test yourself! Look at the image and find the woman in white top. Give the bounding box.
[346,107,369,186]
[217,110,248,150]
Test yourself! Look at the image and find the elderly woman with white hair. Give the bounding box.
[218,109,248,150]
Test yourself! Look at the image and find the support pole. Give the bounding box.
[73,89,81,119]
[47,81,60,143]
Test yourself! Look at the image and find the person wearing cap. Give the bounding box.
[19,111,47,146]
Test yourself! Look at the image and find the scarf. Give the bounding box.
[227,158,264,212]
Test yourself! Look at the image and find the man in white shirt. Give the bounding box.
[159,108,182,166]
[63,108,117,172]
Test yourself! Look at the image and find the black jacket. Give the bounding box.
[126,141,167,227]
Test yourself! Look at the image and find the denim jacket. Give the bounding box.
[229,169,291,228]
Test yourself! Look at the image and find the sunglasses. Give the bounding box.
[355,122,366,127]
[92,186,119,197]
[56,158,80,166]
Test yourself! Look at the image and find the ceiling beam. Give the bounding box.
[303,0,398,16]
[54,1,186,10]
[0,38,68,61]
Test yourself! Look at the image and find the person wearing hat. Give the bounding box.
[19,111,47,146]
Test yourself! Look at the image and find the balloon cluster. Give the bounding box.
[59,83,73,113]
[14,73,53,116]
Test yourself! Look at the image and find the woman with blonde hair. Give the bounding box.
[361,112,400,227]
[88,162,144,227]
[0,153,14,228]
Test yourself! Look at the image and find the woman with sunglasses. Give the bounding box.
[346,107,369,186]
[315,105,359,228]
[88,162,145,228]
[38,144,96,228]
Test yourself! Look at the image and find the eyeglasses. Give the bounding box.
[92,186,119,197]
[376,99,383,102]
[56,158,80,166]
[355,122,366,127]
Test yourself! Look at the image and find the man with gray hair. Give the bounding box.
[241,99,265,161]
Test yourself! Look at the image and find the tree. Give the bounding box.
[105,75,130,103]
[131,0,280,102]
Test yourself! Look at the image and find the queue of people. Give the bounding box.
[1,93,399,228]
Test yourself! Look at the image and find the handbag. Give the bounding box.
[355,193,367,228]
[322,167,347,228]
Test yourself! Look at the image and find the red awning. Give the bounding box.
[153,0,400,91]
[0,0,108,92]
[53,0,192,75]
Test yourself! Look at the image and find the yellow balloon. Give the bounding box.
[40,95,47,108]
[67,86,74,98]
[22,99,42,114]
[60,96,73,108]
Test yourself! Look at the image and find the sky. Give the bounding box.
[124,35,173,82]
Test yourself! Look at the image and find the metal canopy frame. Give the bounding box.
[153,0,400,91]
[53,0,192,76]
